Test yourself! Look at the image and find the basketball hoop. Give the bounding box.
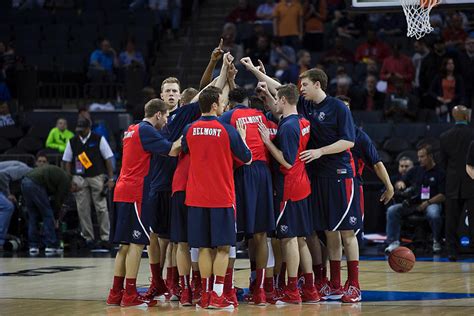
[400,0,439,39]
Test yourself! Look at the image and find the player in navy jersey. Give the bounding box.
[182,85,252,309]
[106,99,181,308]
[259,84,320,304]
[219,86,275,305]
[239,58,361,302]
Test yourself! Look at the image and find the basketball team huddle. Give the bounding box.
[106,51,394,309]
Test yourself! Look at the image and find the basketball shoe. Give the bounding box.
[121,292,157,307]
[106,289,123,306]
[341,281,361,303]
[275,288,302,305]
[207,291,234,309]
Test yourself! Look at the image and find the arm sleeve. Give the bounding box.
[139,124,173,155]
[337,103,355,142]
[165,102,201,141]
[218,110,233,125]
[360,132,381,166]
[62,141,73,162]
[99,137,114,159]
[467,141,474,166]
[279,122,300,166]
[45,129,60,150]
[225,125,252,163]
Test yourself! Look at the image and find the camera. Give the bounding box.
[394,186,418,208]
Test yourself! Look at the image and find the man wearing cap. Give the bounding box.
[62,118,115,248]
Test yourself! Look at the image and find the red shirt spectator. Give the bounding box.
[226,0,256,23]
[442,13,468,50]
[380,44,415,94]
[355,30,391,64]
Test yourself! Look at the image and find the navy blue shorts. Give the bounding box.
[113,202,150,245]
[275,197,313,239]
[310,177,362,232]
[170,191,187,243]
[187,207,236,248]
[235,161,275,235]
[147,191,171,238]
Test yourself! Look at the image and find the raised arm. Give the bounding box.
[240,57,281,95]
[199,38,224,90]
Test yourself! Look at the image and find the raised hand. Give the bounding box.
[211,38,224,61]
[257,59,266,74]
[228,63,238,80]
[240,57,256,71]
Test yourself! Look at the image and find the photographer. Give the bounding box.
[62,118,115,249]
[385,144,446,253]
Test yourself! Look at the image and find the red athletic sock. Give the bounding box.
[264,277,274,293]
[179,275,190,289]
[303,273,314,288]
[255,268,265,290]
[125,278,137,295]
[192,270,201,288]
[329,260,341,288]
[287,276,298,291]
[347,261,359,286]
[150,263,162,284]
[166,267,173,286]
[313,264,323,283]
[201,278,208,293]
[224,268,233,292]
[209,275,214,291]
[112,276,124,292]
[172,266,178,286]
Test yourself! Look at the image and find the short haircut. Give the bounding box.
[199,86,222,113]
[228,87,248,104]
[180,87,199,105]
[299,68,328,91]
[57,117,67,123]
[249,96,265,111]
[417,143,433,156]
[36,150,48,160]
[161,77,181,92]
[399,156,414,163]
[276,83,299,105]
[144,98,168,118]
[297,49,310,59]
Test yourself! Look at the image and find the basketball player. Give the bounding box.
[219,86,275,305]
[106,99,181,307]
[183,85,252,309]
[259,84,320,304]
[240,57,361,303]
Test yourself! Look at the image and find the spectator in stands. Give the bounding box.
[336,11,363,39]
[36,152,49,167]
[226,0,256,23]
[302,0,327,52]
[392,156,415,185]
[355,29,391,64]
[180,87,199,105]
[0,102,14,128]
[419,37,455,94]
[221,23,244,63]
[412,40,430,92]
[429,58,465,122]
[130,0,182,38]
[243,23,268,54]
[376,13,404,38]
[22,164,78,255]
[273,0,304,49]
[384,77,418,123]
[119,38,145,70]
[321,36,354,66]
[458,33,474,107]
[0,161,32,250]
[352,74,385,111]
[353,58,380,84]
[88,39,119,83]
[62,118,115,249]
[442,12,468,51]
[331,74,352,99]
[440,106,474,261]
[256,0,275,24]
[45,118,74,154]
[380,42,415,94]
[278,49,311,85]
[248,35,271,66]
[385,144,446,253]
[270,37,296,69]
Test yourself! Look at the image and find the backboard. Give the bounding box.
[348,0,473,11]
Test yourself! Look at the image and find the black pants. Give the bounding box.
[445,198,474,253]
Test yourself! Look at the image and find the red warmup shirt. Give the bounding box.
[114,121,172,204]
[171,152,190,194]
[182,116,252,208]
[380,54,415,93]
[219,105,270,168]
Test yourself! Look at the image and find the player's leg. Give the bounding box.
[277,237,301,304]
[165,242,179,300]
[106,244,128,305]
[190,247,202,303]
[252,231,268,304]
[325,230,344,299]
[144,232,167,299]
[271,238,285,294]
[340,229,361,303]
[198,247,213,308]
[264,237,276,302]
[177,242,192,305]
[224,246,238,307]
[298,237,320,303]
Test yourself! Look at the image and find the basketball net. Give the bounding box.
[400,0,439,39]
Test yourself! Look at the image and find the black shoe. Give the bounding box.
[448,253,457,262]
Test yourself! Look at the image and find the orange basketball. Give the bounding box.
[388,246,416,273]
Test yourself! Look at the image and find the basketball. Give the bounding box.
[388,247,416,273]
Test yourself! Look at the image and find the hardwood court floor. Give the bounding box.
[1,257,474,315]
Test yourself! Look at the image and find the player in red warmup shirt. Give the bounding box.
[259,84,320,305]
[106,99,181,308]
[182,85,252,310]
